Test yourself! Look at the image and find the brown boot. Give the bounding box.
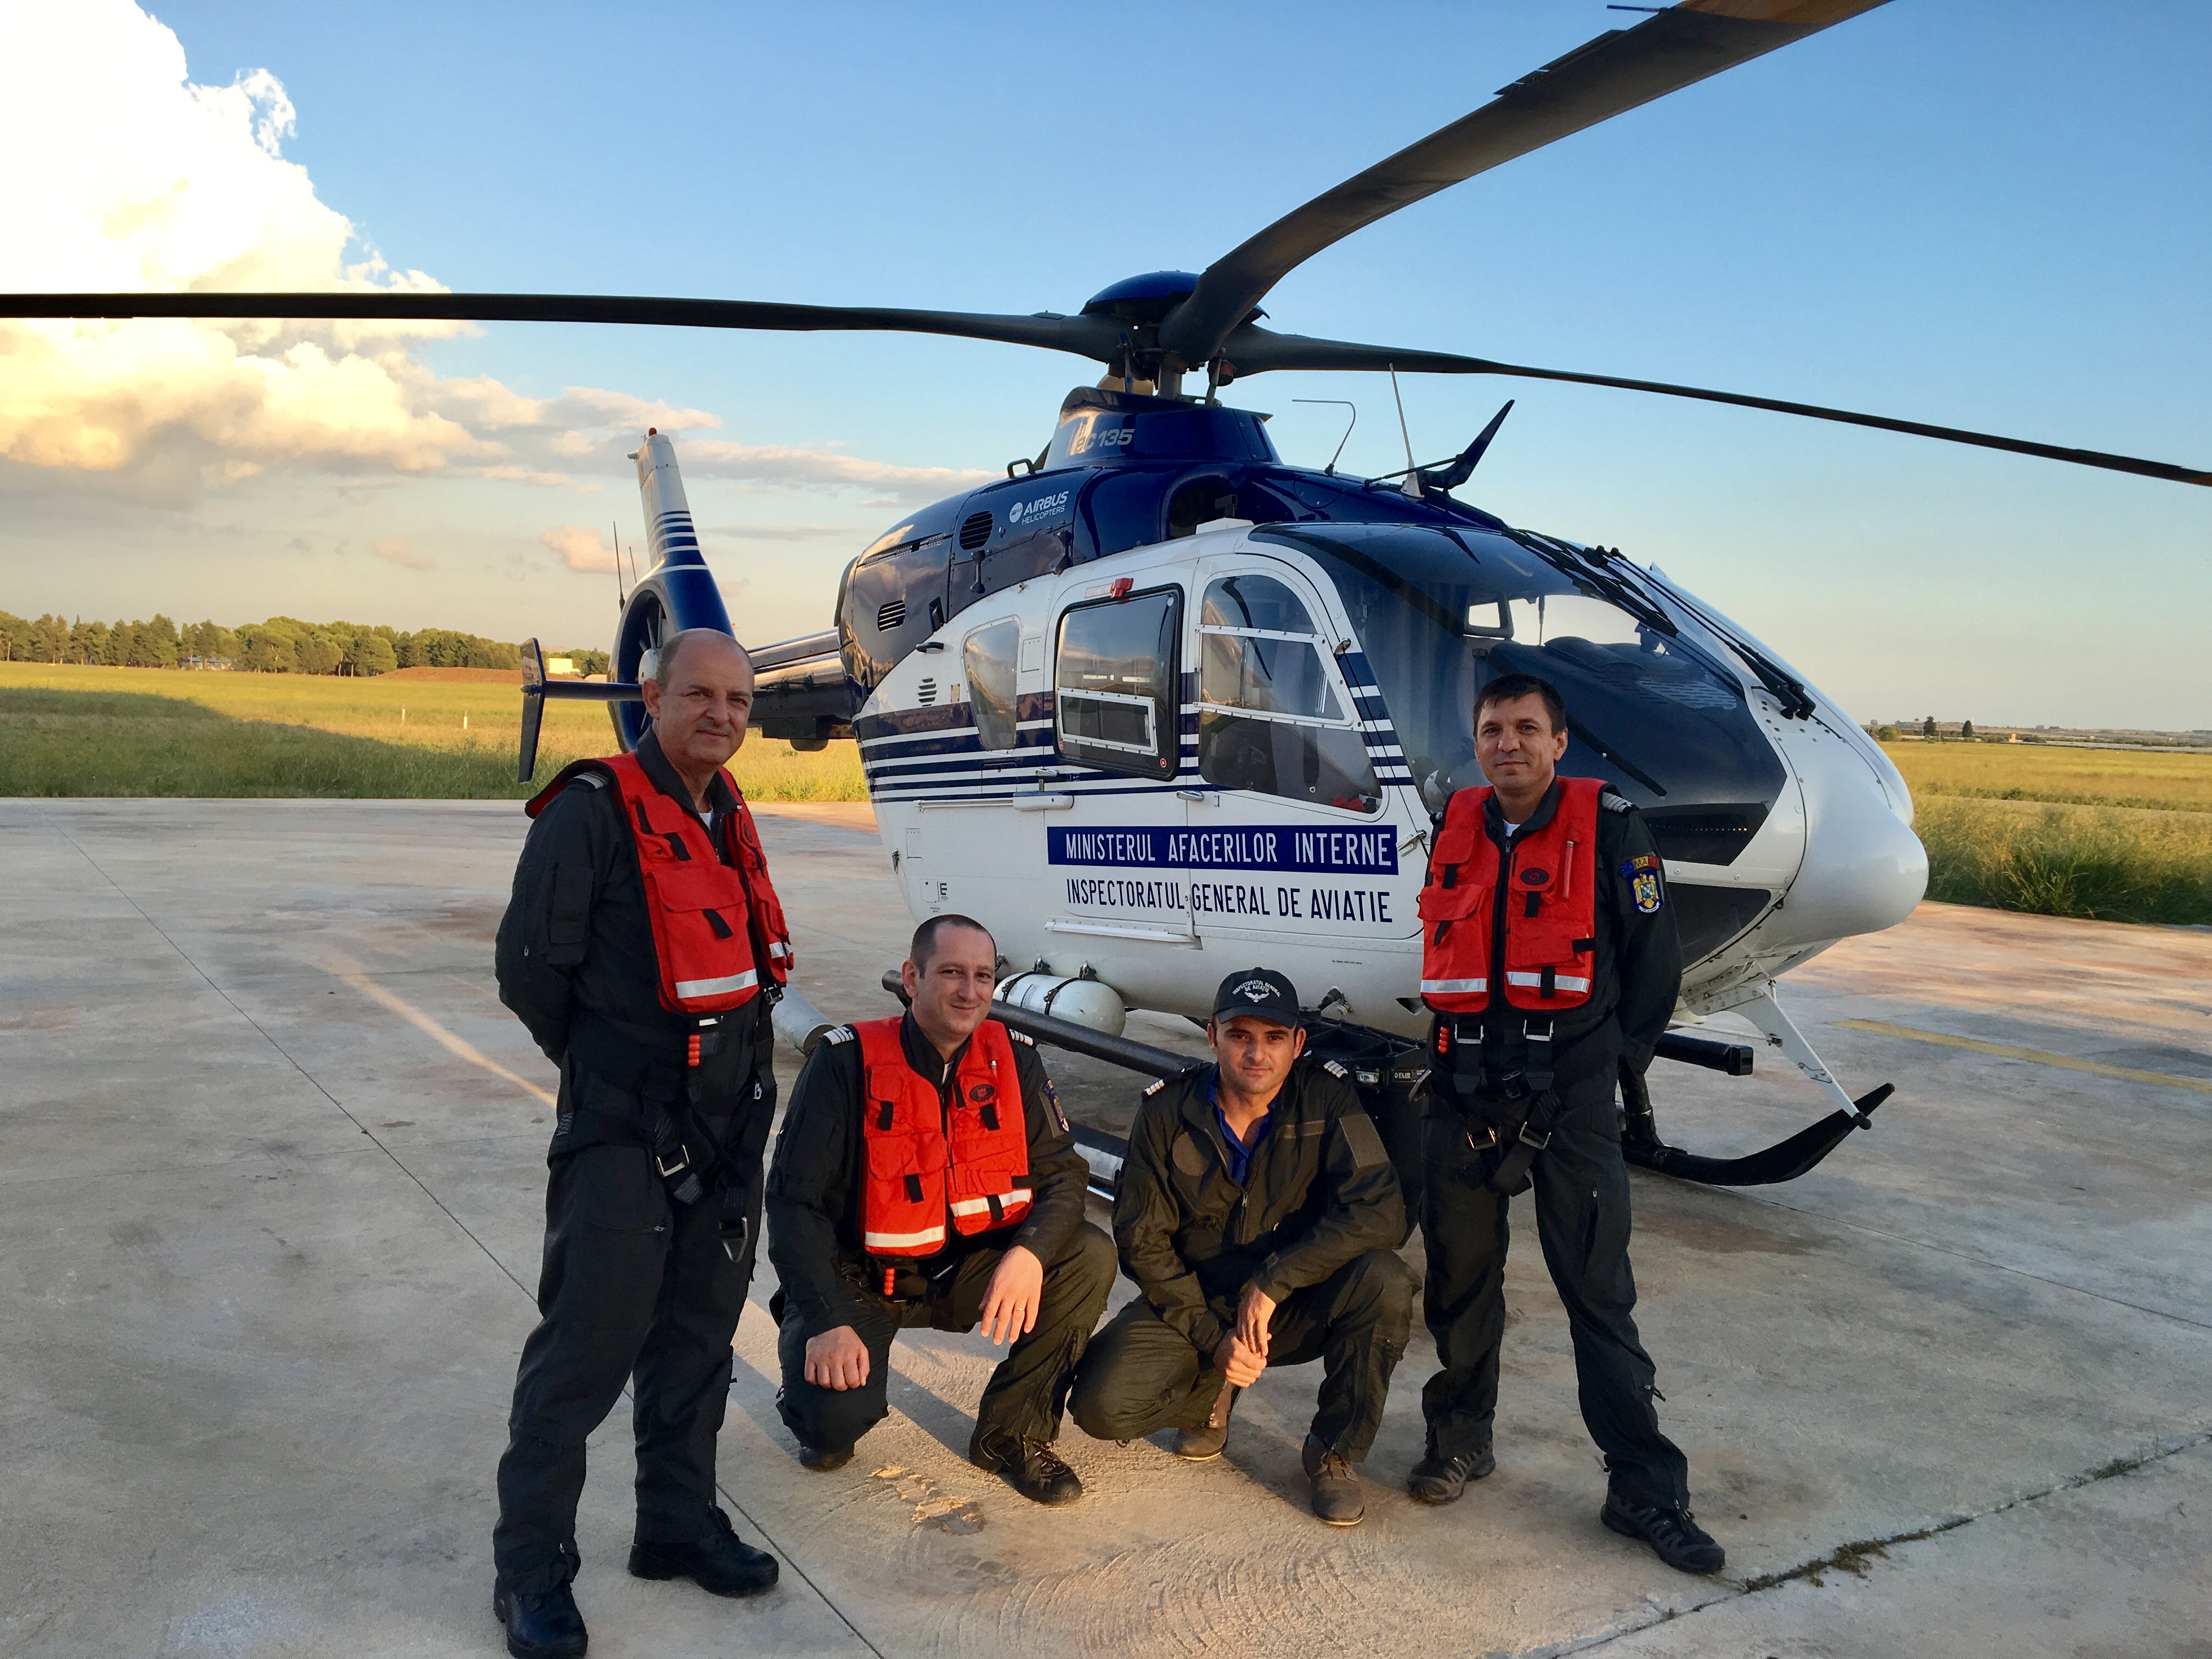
[1303,1435,1365,1526]
[1172,1383,1239,1461]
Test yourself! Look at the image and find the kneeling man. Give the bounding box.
[1071,969,1413,1525]
[765,915,1114,1503]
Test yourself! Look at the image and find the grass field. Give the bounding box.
[0,663,865,802]
[4,667,2203,925]
[1884,740,2212,813]
[1883,743,2212,926]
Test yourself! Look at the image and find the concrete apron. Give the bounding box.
[0,797,2204,1659]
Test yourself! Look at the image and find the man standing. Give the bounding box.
[491,629,791,1659]
[1070,969,1413,1526]
[1411,672,1720,1573]
[765,915,1114,1502]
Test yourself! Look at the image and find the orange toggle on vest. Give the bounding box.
[856,1017,1031,1259]
[528,749,793,1015]
[1418,776,1602,1016]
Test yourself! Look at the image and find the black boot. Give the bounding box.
[493,1580,588,1659]
[1407,1445,1496,1505]
[970,1426,1084,1505]
[1601,1492,1726,1575]
[628,1506,780,1597]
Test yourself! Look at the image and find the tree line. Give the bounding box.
[0,611,610,678]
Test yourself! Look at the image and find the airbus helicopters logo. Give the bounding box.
[1006,490,1071,526]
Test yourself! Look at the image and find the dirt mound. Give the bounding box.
[380,667,524,683]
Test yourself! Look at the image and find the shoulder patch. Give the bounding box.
[1142,1076,1167,1097]
[823,1025,856,1046]
[1320,1058,1350,1080]
[1618,854,1661,876]
[574,771,607,791]
[1005,1028,1036,1048]
[1599,790,1633,814]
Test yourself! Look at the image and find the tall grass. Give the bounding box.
[1915,796,2212,926]
[1884,740,2212,813]
[0,665,868,801]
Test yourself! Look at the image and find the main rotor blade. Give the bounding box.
[0,291,1126,360]
[1217,326,2211,488]
[1161,0,1887,368]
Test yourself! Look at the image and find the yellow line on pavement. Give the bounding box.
[322,951,557,1107]
[1830,1019,2212,1094]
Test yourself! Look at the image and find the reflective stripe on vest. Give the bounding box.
[855,1017,1032,1259]
[1418,776,1604,1015]
[526,750,795,1017]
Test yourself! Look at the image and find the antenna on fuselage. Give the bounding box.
[613,518,627,608]
[1388,366,1420,500]
[1293,399,1358,475]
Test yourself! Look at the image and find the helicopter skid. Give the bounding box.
[1622,1070,1894,1187]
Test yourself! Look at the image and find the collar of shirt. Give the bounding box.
[1207,1068,1276,1187]
[1485,777,1559,843]
[635,728,738,850]
[900,1009,969,1094]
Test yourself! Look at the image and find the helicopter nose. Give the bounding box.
[1767,746,1928,950]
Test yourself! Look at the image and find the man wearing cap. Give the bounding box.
[1069,969,1412,1525]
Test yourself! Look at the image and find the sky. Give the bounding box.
[0,0,2205,728]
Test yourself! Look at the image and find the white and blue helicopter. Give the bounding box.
[19,0,2204,1189]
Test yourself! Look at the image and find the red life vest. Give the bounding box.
[855,1017,1031,1259]
[526,749,793,1015]
[1418,776,1602,1016]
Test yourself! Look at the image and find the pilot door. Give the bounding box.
[1178,556,1420,968]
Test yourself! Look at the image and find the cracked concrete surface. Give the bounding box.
[1,798,2207,1658]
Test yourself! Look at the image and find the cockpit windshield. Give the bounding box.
[1254,524,1787,834]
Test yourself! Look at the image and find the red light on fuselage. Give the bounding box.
[1110,577,1135,599]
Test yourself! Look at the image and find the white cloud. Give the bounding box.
[704,522,862,542]
[0,0,994,540]
[370,537,433,571]
[541,524,618,573]
[680,439,995,508]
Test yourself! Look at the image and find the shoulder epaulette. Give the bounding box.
[1142,1076,1167,1097]
[1005,1027,1036,1047]
[1320,1058,1350,1079]
[1599,790,1633,814]
[823,1025,856,1046]
[573,771,607,790]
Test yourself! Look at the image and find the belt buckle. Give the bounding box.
[1516,1124,1551,1152]
[655,1148,691,1179]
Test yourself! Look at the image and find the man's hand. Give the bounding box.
[1235,1284,1277,1357]
[978,1245,1044,1346]
[1211,1333,1268,1388]
[804,1325,870,1391]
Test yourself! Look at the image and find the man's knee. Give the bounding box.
[1338,1249,1418,1330]
[1069,1343,1175,1442]
[1056,1221,1118,1299]
[777,1374,885,1454]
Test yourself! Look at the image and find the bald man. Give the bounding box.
[490,629,795,1658]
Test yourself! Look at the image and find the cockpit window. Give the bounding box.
[1254,524,1785,818]
[1196,573,1380,815]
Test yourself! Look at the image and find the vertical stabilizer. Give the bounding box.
[633,430,703,570]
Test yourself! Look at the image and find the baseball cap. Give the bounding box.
[1210,967,1302,1029]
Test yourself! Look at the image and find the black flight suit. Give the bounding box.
[765,1015,1114,1456]
[1420,777,1689,1508]
[490,729,778,1596]
[1070,1057,1414,1460]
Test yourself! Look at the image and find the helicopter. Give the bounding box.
[14,0,2205,1189]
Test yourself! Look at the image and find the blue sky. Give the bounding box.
[3,1,2207,727]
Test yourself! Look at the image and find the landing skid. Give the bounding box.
[1624,982,1893,1187]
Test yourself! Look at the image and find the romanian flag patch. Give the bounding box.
[1618,854,1661,876]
